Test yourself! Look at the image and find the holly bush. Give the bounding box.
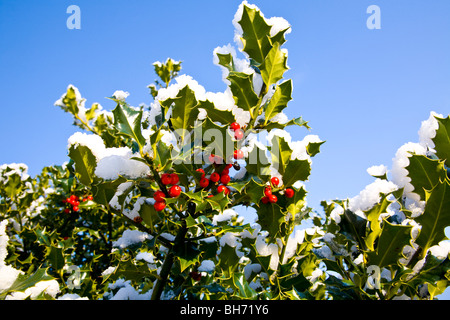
[1,1,450,300]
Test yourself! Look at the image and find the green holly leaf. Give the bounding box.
[286,185,307,216]
[68,144,97,187]
[198,100,235,126]
[201,117,234,161]
[236,4,272,63]
[366,220,413,268]
[306,141,325,157]
[364,195,392,251]
[246,144,271,179]
[149,129,173,170]
[162,85,199,134]
[91,176,128,208]
[270,135,292,176]
[174,242,202,272]
[106,258,154,283]
[46,246,65,271]
[61,86,79,115]
[153,58,182,87]
[415,180,450,257]
[432,115,450,167]
[0,268,54,299]
[282,159,311,187]
[227,71,259,113]
[139,202,162,233]
[256,203,286,242]
[232,272,258,299]
[112,103,146,151]
[218,243,240,276]
[214,52,233,72]
[262,116,310,131]
[264,79,292,125]
[260,42,288,87]
[405,154,446,200]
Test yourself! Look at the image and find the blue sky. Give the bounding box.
[1,0,450,297]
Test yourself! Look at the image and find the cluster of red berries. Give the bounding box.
[196,160,233,196]
[153,173,181,212]
[62,194,93,213]
[260,177,295,204]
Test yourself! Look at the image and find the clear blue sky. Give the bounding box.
[1,0,450,297]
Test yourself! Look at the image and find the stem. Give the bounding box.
[151,220,188,300]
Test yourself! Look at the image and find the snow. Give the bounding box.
[112,90,130,101]
[198,260,215,272]
[367,164,388,177]
[112,229,153,249]
[348,179,398,215]
[212,209,238,225]
[418,111,443,152]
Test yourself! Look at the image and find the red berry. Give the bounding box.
[64,208,70,214]
[154,190,165,202]
[170,173,179,185]
[154,201,166,211]
[261,196,270,204]
[269,194,278,203]
[234,129,244,140]
[264,187,272,197]
[221,168,229,176]
[234,149,244,160]
[271,177,280,187]
[87,195,93,201]
[217,185,230,195]
[210,172,220,183]
[169,185,181,198]
[72,206,79,212]
[285,188,294,198]
[225,163,233,169]
[73,201,80,206]
[199,177,210,188]
[161,173,172,185]
[220,174,230,185]
[190,271,202,281]
[230,122,240,131]
[196,168,205,178]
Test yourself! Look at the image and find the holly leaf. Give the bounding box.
[202,117,234,161]
[432,115,450,167]
[0,268,54,299]
[270,135,292,176]
[260,42,288,87]
[246,144,271,179]
[162,85,199,134]
[264,79,292,125]
[232,272,258,299]
[415,180,450,257]
[112,103,146,151]
[68,144,97,187]
[236,3,272,63]
[405,154,446,200]
[366,220,413,268]
[256,203,286,242]
[139,202,162,233]
[364,195,392,251]
[218,243,240,277]
[198,100,235,126]
[227,71,259,113]
[61,86,79,115]
[282,159,311,187]
[262,116,310,131]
